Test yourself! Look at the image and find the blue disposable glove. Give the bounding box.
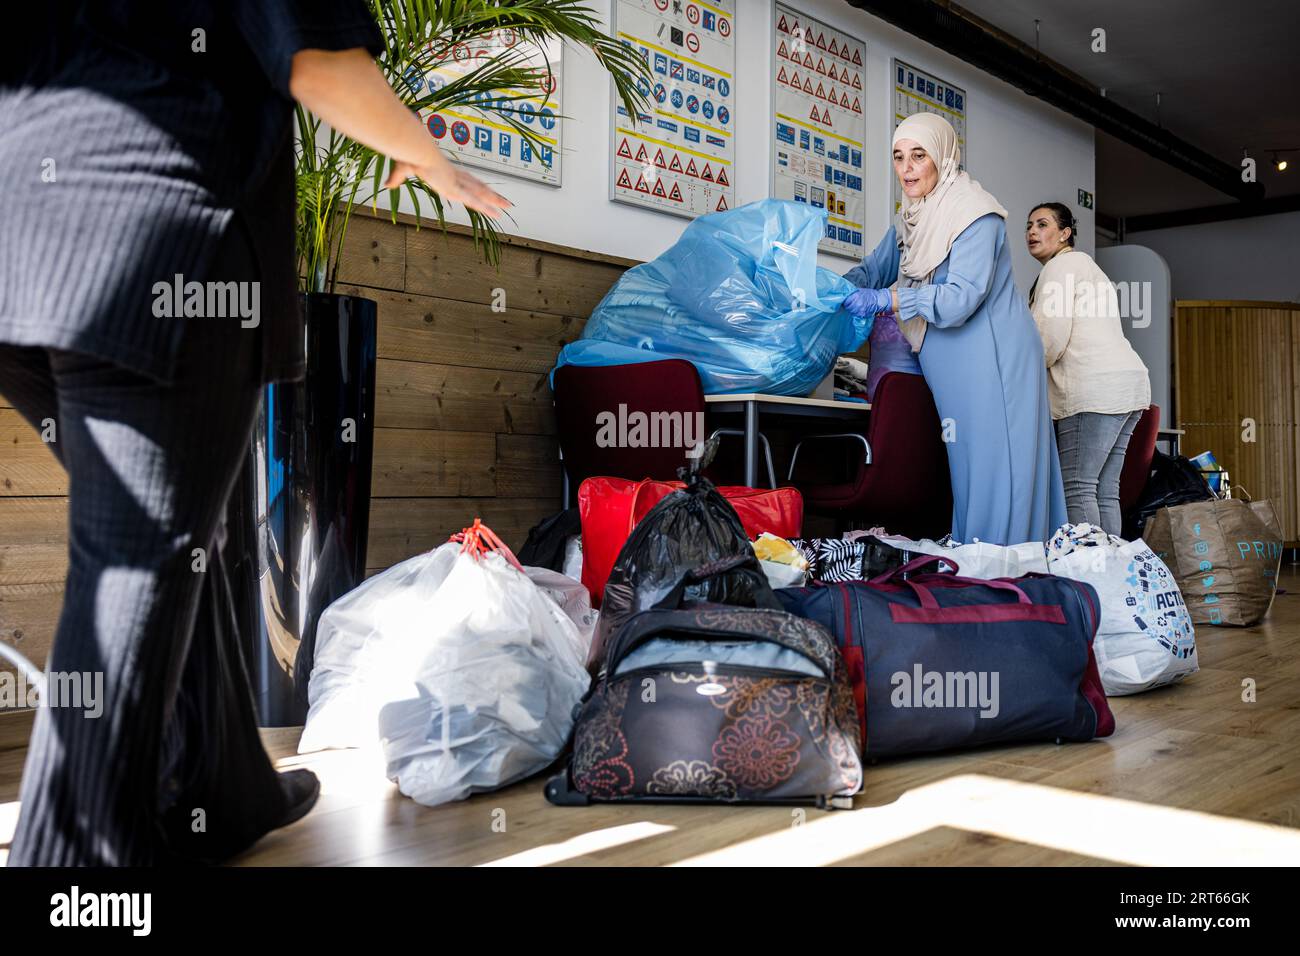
[843,286,893,318]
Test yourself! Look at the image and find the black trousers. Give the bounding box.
[0,225,294,866]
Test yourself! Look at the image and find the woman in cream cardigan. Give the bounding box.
[1026,202,1151,535]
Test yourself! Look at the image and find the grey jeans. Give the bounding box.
[1054,409,1144,536]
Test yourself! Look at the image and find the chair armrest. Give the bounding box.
[788,433,872,481]
[708,427,778,488]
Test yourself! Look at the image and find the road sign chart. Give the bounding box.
[418,31,564,185]
[771,4,867,259]
[611,0,736,218]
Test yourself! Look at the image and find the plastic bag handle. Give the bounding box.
[449,518,525,572]
[905,575,1033,608]
[654,553,782,612]
[867,552,958,584]
[869,553,1031,607]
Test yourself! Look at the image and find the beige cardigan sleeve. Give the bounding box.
[1030,255,1074,367]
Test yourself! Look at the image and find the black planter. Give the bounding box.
[224,292,378,726]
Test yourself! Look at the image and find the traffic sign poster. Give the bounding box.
[771,4,867,259]
[416,30,563,186]
[610,0,736,219]
[891,58,968,214]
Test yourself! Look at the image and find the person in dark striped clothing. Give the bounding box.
[0,1,508,866]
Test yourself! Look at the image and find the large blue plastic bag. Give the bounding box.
[553,199,871,395]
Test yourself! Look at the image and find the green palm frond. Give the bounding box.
[297,0,652,293]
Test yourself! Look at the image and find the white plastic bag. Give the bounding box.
[561,534,584,583]
[753,532,809,588]
[876,534,1049,578]
[300,522,593,806]
[1046,523,1198,695]
[759,558,808,588]
[524,566,598,647]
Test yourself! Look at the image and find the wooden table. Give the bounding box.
[705,393,871,488]
[1157,427,1185,457]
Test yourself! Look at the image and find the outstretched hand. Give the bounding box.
[385,159,512,220]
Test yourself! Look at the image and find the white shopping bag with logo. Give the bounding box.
[1046,523,1198,696]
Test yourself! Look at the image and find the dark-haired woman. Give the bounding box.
[1026,203,1150,536]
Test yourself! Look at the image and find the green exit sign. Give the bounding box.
[1077,189,1094,209]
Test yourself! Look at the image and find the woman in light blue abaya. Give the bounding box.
[843,113,1066,545]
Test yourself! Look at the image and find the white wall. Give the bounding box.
[1096,245,1174,427]
[1125,210,1300,303]
[408,0,1094,296]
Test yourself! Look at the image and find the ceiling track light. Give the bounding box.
[1265,148,1298,172]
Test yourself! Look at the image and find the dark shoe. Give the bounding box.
[159,767,320,866]
[274,768,321,830]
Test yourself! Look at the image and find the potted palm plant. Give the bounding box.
[298,0,650,286]
[228,0,651,725]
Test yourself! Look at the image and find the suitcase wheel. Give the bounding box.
[544,768,591,807]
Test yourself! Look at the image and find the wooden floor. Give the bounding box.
[3,566,1300,866]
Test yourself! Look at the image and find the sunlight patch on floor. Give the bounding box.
[0,799,19,866]
[478,822,678,867]
[274,745,397,802]
[672,774,1300,867]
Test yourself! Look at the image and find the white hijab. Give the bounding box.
[890,113,1007,350]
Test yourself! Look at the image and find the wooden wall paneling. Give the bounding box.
[339,284,586,374]
[1,410,66,497]
[1175,301,1300,543]
[495,433,562,501]
[1294,311,1300,542]
[0,498,69,587]
[1270,423,1297,540]
[365,496,557,571]
[374,358,555,435]
[0,496,68,687]
[0,582,63,683]
[334,214,407,291]
[371,428,496,498]
[1233,307,1296,537]
[404,227,626,319]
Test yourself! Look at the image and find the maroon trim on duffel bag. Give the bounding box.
[881,566,1067,624]
[1070,580,1116,738]
[888,603,1067,624]
[837,584,867,748]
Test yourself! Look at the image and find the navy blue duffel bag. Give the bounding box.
[775,555,1115,759]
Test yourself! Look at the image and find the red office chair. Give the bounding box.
[787,371,952,539]
[1119,404,1161,514]
[552,360,777,506]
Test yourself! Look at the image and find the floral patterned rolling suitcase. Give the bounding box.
[546,556,863,809]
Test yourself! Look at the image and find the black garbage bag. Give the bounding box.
[588,455,780,671]
[517,507,581,573]
[1124,450,1215,540]
[857,534,909,579]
